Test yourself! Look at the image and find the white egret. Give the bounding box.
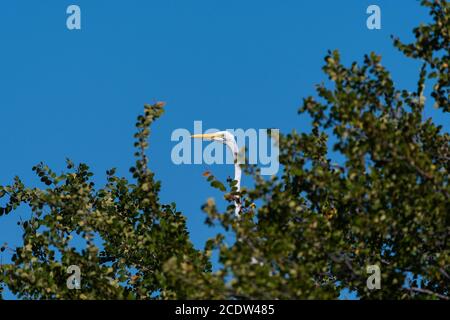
[191,131,242,216]
[192,132,263,266]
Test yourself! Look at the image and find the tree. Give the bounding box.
[1,0,448,300]
[0,103,210,299]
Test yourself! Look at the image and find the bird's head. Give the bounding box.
[191,131,232,144]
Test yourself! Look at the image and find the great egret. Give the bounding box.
[191,131,242,216]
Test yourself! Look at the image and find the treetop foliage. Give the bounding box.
[0,0,448,300]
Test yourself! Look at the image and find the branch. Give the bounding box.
[439,268,450,280]
[407,287,449,300]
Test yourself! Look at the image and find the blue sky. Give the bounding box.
[0,1,447,299]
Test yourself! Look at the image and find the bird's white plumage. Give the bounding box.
[191,131,242,216]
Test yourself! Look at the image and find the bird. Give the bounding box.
[192,132,263,266]
[191,131,242,216]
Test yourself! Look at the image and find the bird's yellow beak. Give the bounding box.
[191,133,221,140]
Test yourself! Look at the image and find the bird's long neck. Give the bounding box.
[225,138,242,216]
[226,140,241,189]
[234,163,241,192]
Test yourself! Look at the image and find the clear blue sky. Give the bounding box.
[0,0,447,299]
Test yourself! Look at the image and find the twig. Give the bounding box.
[407,287,449,300]
[439,268,450,280]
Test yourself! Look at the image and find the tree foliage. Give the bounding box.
[1,0,448,300]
